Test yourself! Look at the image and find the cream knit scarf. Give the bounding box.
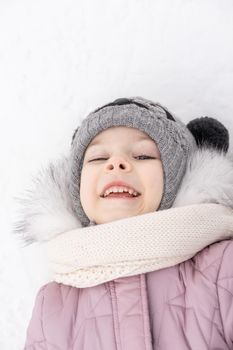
[46,203,233,288]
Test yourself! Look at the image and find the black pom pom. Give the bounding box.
[187,117,229,153]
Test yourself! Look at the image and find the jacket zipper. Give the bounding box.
[108,280,123,350]
[108,275,153,350]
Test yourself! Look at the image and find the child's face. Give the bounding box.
[80,126,164,224]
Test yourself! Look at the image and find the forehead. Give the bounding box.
[88,126,154,147]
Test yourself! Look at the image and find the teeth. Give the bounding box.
[103,186,139,197]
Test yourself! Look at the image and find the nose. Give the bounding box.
[104,156,132,172]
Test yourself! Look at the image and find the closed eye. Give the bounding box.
[88,158,108,162]
[135,155,156,160]
[88,155,157,162]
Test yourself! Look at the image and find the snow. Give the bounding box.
[1,0,233,348]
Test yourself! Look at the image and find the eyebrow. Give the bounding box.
[88,135,153,148]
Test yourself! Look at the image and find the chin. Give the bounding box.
[106,213,139,223]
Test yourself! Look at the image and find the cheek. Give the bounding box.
[80,169,90,201]
[80,168,97,199]
[144,164,164,191]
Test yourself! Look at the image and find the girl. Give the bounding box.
[15,96,233,349]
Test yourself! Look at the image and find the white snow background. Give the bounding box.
[1,0,233,348]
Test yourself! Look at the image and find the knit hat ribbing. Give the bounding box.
[69,96,197,226]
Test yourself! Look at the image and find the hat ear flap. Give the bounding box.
[71,127,79,146]
[186,117,229,153]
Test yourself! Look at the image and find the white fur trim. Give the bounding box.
[12,148,233,244]
[12,156,82,245]
[173,147,233,208]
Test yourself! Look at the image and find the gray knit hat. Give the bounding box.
[69,96,197,226]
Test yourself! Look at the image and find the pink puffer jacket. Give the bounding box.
[24,239,233,349]
[14,142,233,349]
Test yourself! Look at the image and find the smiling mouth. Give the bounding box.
[101,192,141,199]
